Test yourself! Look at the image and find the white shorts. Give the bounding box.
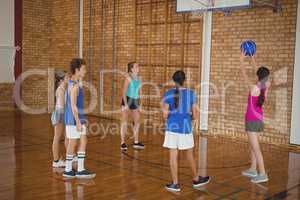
[66,125,87,139]
[163,131,194,150]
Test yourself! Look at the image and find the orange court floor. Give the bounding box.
[0,111,299,200]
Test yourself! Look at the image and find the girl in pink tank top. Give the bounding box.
[245,86,266,122]
[240,52,270,184]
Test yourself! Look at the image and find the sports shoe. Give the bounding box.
[193,176,210,188]
[251,174,268,183]
[120,143,128,150]
[165,183,181,192]
[133,142,145,150]
[52,160,66,168]
[76,170,96,179]
[63,170,76,178]
[242,169,258,178]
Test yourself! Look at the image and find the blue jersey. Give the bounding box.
[64,80,86,125]
[163,88,196,134]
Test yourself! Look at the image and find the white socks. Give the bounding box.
[65,152,86,172]
[77,151,86,172]
[65,154,73,172]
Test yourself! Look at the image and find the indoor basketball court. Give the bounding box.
[0,0,300,199]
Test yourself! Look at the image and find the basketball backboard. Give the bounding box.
[176,0,250,13]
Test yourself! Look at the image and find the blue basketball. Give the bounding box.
[240,40,256,57]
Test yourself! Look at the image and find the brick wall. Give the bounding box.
[50,0,79,70]
[208,0,297,144]
[77,0,201,123]
[20,0,298,146]
[22,0,51,111]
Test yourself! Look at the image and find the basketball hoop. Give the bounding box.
[191,10,204,19]
[190,0,212,19]
[193,0,214,7]
[177,0,250,14]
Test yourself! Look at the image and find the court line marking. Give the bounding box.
[0,130,273,199]
[1,121,300,199]
[213,188,244,200]
[0,128,222,198]
[87,148,222,199]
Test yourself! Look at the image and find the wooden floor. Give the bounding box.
[0,111,299,200]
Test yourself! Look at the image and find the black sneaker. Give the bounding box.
[133,142,145,150]
[120,143,128,150]
[165,183,181,192]
[63,170,76,178]
[193,176,210,188]
[76,170,96,179]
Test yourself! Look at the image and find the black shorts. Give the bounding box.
[121,96,140,110]
[245,121,264,132]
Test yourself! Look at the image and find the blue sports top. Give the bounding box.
[163,88,196,134]
[64,80,86,125]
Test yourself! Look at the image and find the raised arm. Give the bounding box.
[240,52,252,92]
[250,55,260,72]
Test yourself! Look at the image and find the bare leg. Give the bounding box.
[185,148,199,181]
[78,135,87,152]
[249,143,257,170]
[169,149,179,184]
[52,123,64,161]
[66,139,77,156]
[248,132,266,174]
[132,109,140,143]
[64,135,69,159]
[120,107,129,144]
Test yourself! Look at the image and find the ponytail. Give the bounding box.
[256,66,270,107]
[174,84,180,109]
[172,70,186,110]
[257,83,266,107]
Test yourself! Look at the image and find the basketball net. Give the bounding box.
[191,0,214,19]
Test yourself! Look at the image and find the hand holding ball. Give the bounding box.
[240,40,256,57]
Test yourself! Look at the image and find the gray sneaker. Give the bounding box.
[242,169,258,178]
[251,174,268,183]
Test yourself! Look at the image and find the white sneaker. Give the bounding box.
[251,174,269,183]
[242,169,258,178]
[52,160,66,168]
